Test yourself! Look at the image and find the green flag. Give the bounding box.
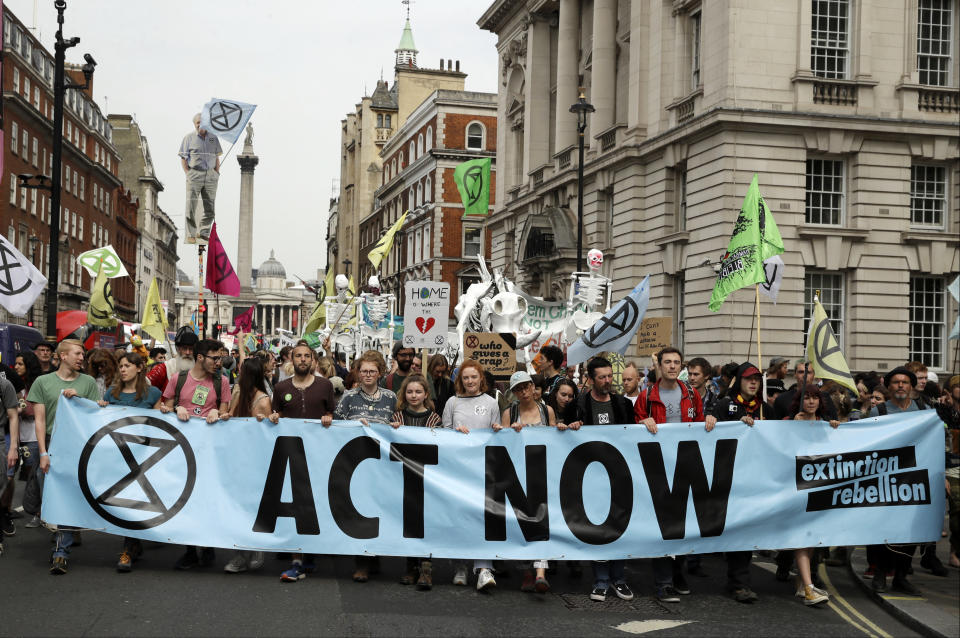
[302,267,336,336]
[368,211,408,270]
[453,158,491,216]
[709,174,783,312]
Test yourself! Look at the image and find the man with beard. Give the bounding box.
[576,357,636,603]
[273,341,335,582]
[28,340,100,574]
[621,362,641,405]
[147,327,199,392]
[381,342,414,393]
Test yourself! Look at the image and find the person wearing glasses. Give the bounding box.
[334,350,397,582]
[159,339,231,571]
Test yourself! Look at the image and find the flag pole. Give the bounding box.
[755,284,765,417]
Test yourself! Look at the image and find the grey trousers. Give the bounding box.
[185,168,218,238]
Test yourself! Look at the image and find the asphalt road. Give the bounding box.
[1,517,919,638]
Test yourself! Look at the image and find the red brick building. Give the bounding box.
[2,9,136,331]
[362,89,497,318]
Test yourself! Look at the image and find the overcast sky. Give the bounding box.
[6,0,498,284]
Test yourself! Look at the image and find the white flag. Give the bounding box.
[0,234,48,317]
[566,275,650,367]
[200,98,257,144]
[759,255,785,303]
[949,276,959,341]
[77,245,128,279]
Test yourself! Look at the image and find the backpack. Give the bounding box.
[174,370,223,408]
[508,401,549,425]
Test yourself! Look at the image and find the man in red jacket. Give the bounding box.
[634,347,716,603]
[147,328,198,391]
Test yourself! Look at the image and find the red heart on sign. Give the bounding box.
[415,317,435,334]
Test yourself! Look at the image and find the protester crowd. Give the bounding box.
[1,328,957,609]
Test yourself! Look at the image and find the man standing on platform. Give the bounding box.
[179,113,222,244]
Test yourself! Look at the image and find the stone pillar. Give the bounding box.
[555,0,580,152]
[591,0,618,134]
[526,17,552,168]
[237,135,259,292]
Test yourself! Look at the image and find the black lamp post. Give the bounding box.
[20,0,96,342]
[342,258,352,282]
[569,88,594,274]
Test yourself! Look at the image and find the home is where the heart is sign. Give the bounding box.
[402,281,450,348]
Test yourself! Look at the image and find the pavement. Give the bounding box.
[849,533,959,638]
[0,511,923,638]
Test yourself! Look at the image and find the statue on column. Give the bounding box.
[178,113,222,245]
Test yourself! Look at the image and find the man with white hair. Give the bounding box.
[147,327,199,392]
[178,113,222,244]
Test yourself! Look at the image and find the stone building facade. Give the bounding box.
[109,114,179,322]
[330,17,470,285]
[478,0,960,373]
[2,9,128,332]
[363,89,497,316]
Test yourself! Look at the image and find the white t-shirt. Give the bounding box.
[441,394,501,430]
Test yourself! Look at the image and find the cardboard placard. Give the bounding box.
[402,281,450,348]
[636,316,672,357]
[463,332,516,379]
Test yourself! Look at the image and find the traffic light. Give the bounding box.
[212,323,222,339]
[27,320,34,327]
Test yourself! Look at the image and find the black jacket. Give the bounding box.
[712,361,771,421]
[577,390,636,426]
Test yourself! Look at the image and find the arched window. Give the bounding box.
[466,122,484,150]
[392,158,397,175]
[409,186,415,209]
[376,113,383,127]
[425,126,433,150]
[416,183,423,207]
[424,176,432,203]
[417,133,424,156]
[409,141,416,162]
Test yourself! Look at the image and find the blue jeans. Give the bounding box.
[592,560,625,589]
[53,528,76,559]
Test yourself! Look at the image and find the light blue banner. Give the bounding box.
[43,397,945,560]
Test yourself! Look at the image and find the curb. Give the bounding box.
[847,547,958,638]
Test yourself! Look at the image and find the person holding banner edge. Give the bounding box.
[27,339,100,575]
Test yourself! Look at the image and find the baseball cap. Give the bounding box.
[509,371,534,390]
[741,365,762,378]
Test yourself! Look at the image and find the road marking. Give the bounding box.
[880,595,926,601]
[818,563,893,638]
[613,620,693,635]
[825,600,879,638]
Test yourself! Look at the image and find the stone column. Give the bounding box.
[525,17,552,168]
[237,136,259,292]
[591,0,618,134]
[555,0,580,152]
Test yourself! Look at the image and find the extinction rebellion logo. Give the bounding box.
[795,446,931,511]
[78,416,196,530]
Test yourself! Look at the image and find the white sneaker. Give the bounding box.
[476,567,496,591]
[802,584,829,606]
[248,552,264,570]
[224,554,248,573]
[452,565,468,586]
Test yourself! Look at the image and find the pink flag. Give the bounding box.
[229,304,256,334]
[204,223,241,296]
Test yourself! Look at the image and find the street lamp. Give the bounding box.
[31,0,96,342]
[342,258,352,279]
[569,88,594,274]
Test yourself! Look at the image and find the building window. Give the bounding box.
[20,186,27,210]
[385,114,392,128]
[414,228,422,264]
[417,133,424,157]
[409,141,416,162]
[32,137,39,167]
[21,130,28,157]
[466,122,484,150]
[10,123,18,155]
[416,183,423,207]
[676,163,688,231]
[399,151,404,168]
[811,0,850,79]
[674,272,686,353]
[424,176,432,203]
[376,113,383,127]
[9,174,17,204]
[910,276,946,368]
[426,126,433,150]
[691,11,702,90]
[33,86,40,110]
[805,158,844,225]
[803,271,844,349]
[918,0,954,86]
[79,176,85,201]
[78,216,83,242]
[12,67,19,93]
[30,191,37,217]
[464,226,482,257]
[910,164,946,227]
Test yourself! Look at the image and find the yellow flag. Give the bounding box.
[302,268,336,335]
[87,266,117,327]
[806,298,857,394]
[367,211,408,270]
[140,278,168,343]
